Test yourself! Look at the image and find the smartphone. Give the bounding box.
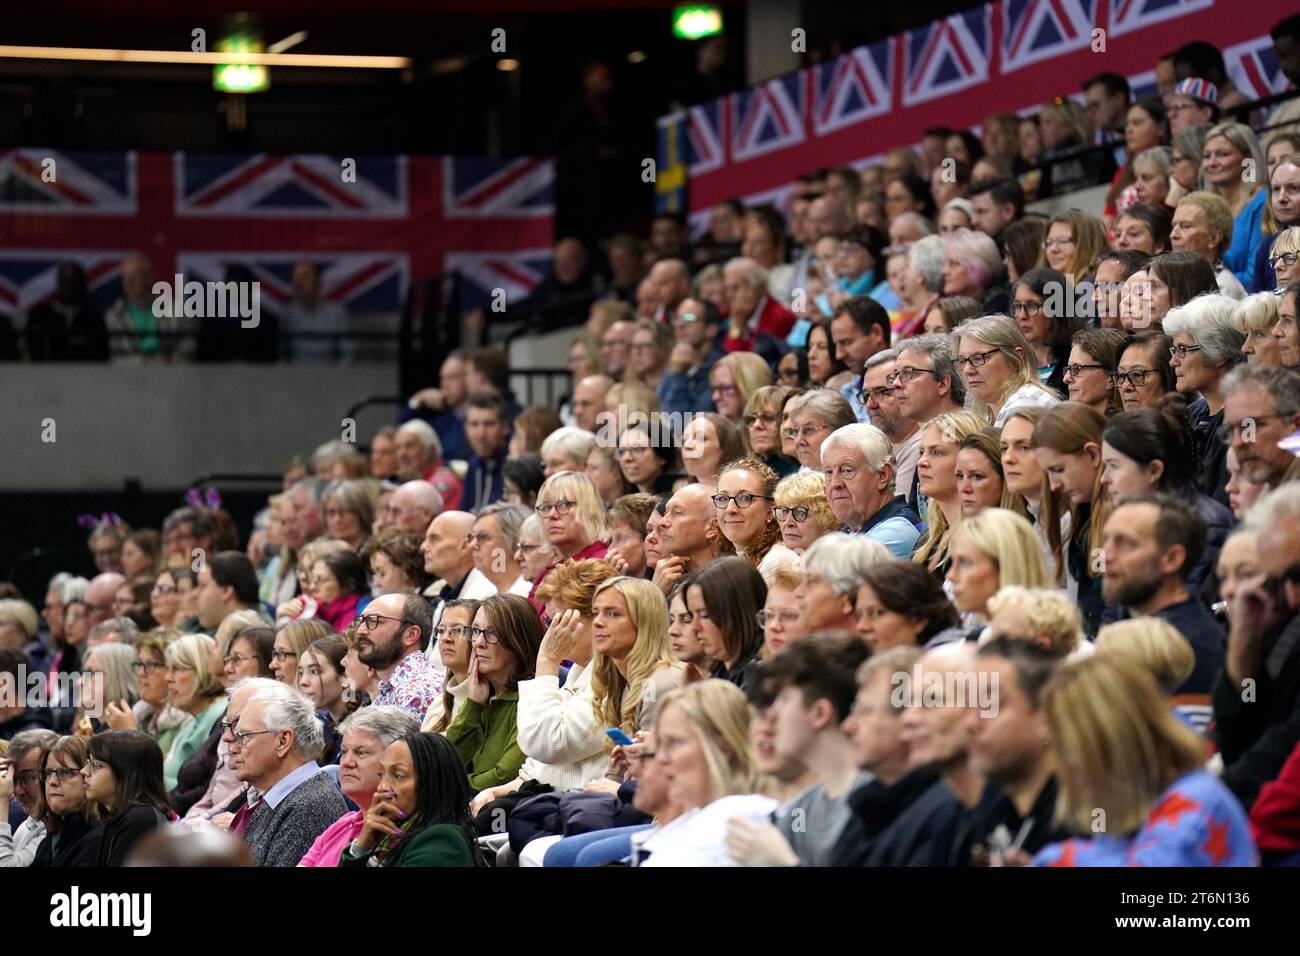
[606,728,634,747]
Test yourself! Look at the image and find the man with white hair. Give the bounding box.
[1220,364,1300,494]
[382,480,445,535]
[888,212,933,248]
[83,573,125,629]
[226,678,347,867]
[86,616,138,650]
[722,256,795,347]
[394,419,463,511]
[821,424,920,559]
[902,236,946,335]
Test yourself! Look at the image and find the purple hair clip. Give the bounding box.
[185,486,223,510]
[77,511,124,530]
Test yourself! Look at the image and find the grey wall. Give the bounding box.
[0,364,398,491]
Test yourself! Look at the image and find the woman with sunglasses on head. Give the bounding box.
[445,593,545,794]
[30,736,100,867]
[84,729,171,866]
[340,731,478,868]
[713,457,799,586]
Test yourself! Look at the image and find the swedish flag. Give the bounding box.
[655,110,689,215]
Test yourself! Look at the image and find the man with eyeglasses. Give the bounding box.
[1215,482,1300,808]
[860,351,921,510]
[892,334,966,428]
[820,424,920,559]
[659,298,724,416]
[1221,364,1300,492]
[0,728,59,867]
[354,593,441,721]
[226,678,347,867]
[422,510,495,641]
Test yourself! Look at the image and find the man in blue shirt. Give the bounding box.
[820,423,920,559]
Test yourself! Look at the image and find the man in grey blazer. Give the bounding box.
[227,679,347,867]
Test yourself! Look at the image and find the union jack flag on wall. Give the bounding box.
[0,149,554,321]
[671,0,1292,229]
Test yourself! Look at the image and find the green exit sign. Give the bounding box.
[673,5,723,40]
[214,34,269,93]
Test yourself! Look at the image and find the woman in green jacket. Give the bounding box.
[339,732,478,867]
[445,593,545,793]
[159,633,227,791]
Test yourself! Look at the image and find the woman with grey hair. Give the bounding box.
[898,234,947,337]
[323,479,378,552]
[800,533,892,632]
[297,705,421,867]
[515,514,556,585]
[1164,293,1246,503]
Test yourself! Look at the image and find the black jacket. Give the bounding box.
[957,776,1069,867]
[864,776,966,867]
[831,768,937,867]
[1214,613,1300,807]
[712,639,764,697]
[30,812,101,867]
[94,805,169,867]
[1066,502,1104,636]
[170,709,226,816]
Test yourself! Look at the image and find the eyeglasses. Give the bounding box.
[433,624,472,640]
[227,728,281,749]
[131,660,166,673]
[1114,367,1156,387]
[1269,252,1300,269]
[516,543,543,555]
[14,771,39,788]
[1217,414,1287,443]
[354,613,416,632]
[271,650,298,662]
[1008,301,1044,316]
[1169,344,1202,360]
[1042,238,1074,249]
[954,348,1001,370]
[785,423,826,440]
[466,532,497,546]
[886,366,936,386]
[40,767,83,784]
[615,445,650,457]
[537,500,576,517]
[223,653,255,666]
[712,384,738,396]
[1063,363,1109,377]
[469,626,501,645]
[711,493,770,509]
[323,508,351,519]
[756,609,803,627]
[84,757,106,774]
[773,505,811,522]
[857,386,894,405]
[743,413,778,428]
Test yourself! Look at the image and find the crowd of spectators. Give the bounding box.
[3,18,1300,869]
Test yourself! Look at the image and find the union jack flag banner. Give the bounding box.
[0,150,554,321]
[659,0,1294,226]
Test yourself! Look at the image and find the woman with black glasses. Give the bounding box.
[84,730,171,866]
[713,457,799,585]
[1116,332,1176,411]
[445,594,544,793]
[772,470,838,555]
[30,736,101,867]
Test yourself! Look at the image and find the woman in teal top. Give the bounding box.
[339,732,478,867]
[160,634,227,791]
[445,593,545,793]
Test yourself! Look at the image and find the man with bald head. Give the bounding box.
[420,511,496,638]
[84,573,125,628]
[791,196,854,300]
[382,480,445,535]
[572,374,614,432]
[649,258,691,322]
[659,298,724,415]
[652,483,720,595]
